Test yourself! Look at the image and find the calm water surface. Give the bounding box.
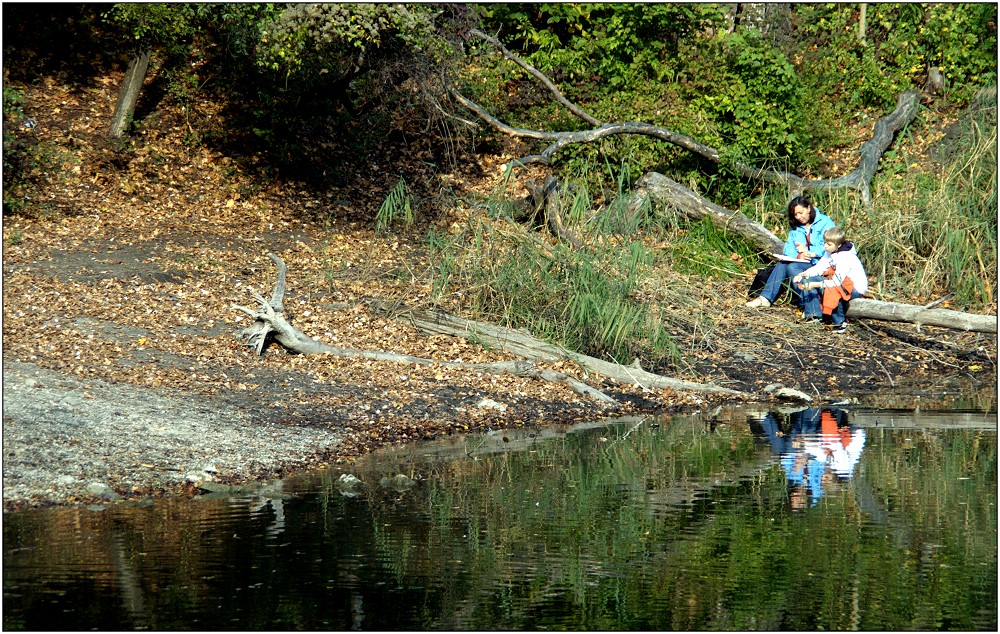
[3,407,997,630]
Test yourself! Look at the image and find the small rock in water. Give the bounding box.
[380,473,416,492]
[85,482,121,501]
[336,473,364,497]
[197,481,234,495]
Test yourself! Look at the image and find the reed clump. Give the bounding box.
[429,172,769,370]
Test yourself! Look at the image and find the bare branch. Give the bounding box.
[469,28,603,127]
[450,43,921,205]
[267,253,286,312]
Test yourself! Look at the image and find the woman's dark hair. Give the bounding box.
[786,195,816,228]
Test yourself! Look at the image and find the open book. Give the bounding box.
[771,253,802,263]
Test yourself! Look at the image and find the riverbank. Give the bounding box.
[4,227,995,511]
[3,66,996,511]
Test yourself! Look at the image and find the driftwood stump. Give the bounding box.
[232,254,623,403]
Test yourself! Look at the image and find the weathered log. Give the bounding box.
[369,301,747,397]
[849,298,997,333]
[627,171,784,254]
[450,86,725,169]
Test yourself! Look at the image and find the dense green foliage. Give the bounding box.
[472,2,995,182]
[2,86,29,213]
[795,3,997,108]
[479,4,725,88]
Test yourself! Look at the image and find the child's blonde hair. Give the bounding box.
[824,226,847,246]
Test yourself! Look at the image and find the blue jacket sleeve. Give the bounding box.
[782,230,801,258]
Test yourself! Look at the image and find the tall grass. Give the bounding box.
[867,110,995,308]
[429,195,679,367]
[375,177,414,234]
[430,164,780,367]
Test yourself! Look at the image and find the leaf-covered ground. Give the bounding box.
[3,61,996,508]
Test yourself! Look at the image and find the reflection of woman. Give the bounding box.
[746,195,835,313]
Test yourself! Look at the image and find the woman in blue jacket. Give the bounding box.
[746,195,835,316]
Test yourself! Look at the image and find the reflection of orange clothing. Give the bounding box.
[820,410,852,448]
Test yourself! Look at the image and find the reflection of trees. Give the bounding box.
[3,485,320,630]
[112,531,149,628]
[345,415,996,630]
[3,414,996,630]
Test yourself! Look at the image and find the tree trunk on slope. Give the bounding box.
[109,50,150,139]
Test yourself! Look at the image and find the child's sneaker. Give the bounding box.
[832,322,849,334]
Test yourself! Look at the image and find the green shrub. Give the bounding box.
[3,86,60,216]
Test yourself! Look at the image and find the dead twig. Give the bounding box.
[875,359,896,387]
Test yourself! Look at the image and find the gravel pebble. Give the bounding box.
[2,361,340,509]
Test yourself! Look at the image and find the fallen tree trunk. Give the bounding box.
[460,29,922,204]
[232,254,747,403]
[369,301,747,397]
[849,298,997,333]
[233,255,622,404]
[627,171,784,254]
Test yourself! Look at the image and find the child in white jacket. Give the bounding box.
[792,226,868,333]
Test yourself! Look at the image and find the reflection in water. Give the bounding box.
[3,410,996,631]
[750,407,866,509]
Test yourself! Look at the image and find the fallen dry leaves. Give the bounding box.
[2,60,996,483]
